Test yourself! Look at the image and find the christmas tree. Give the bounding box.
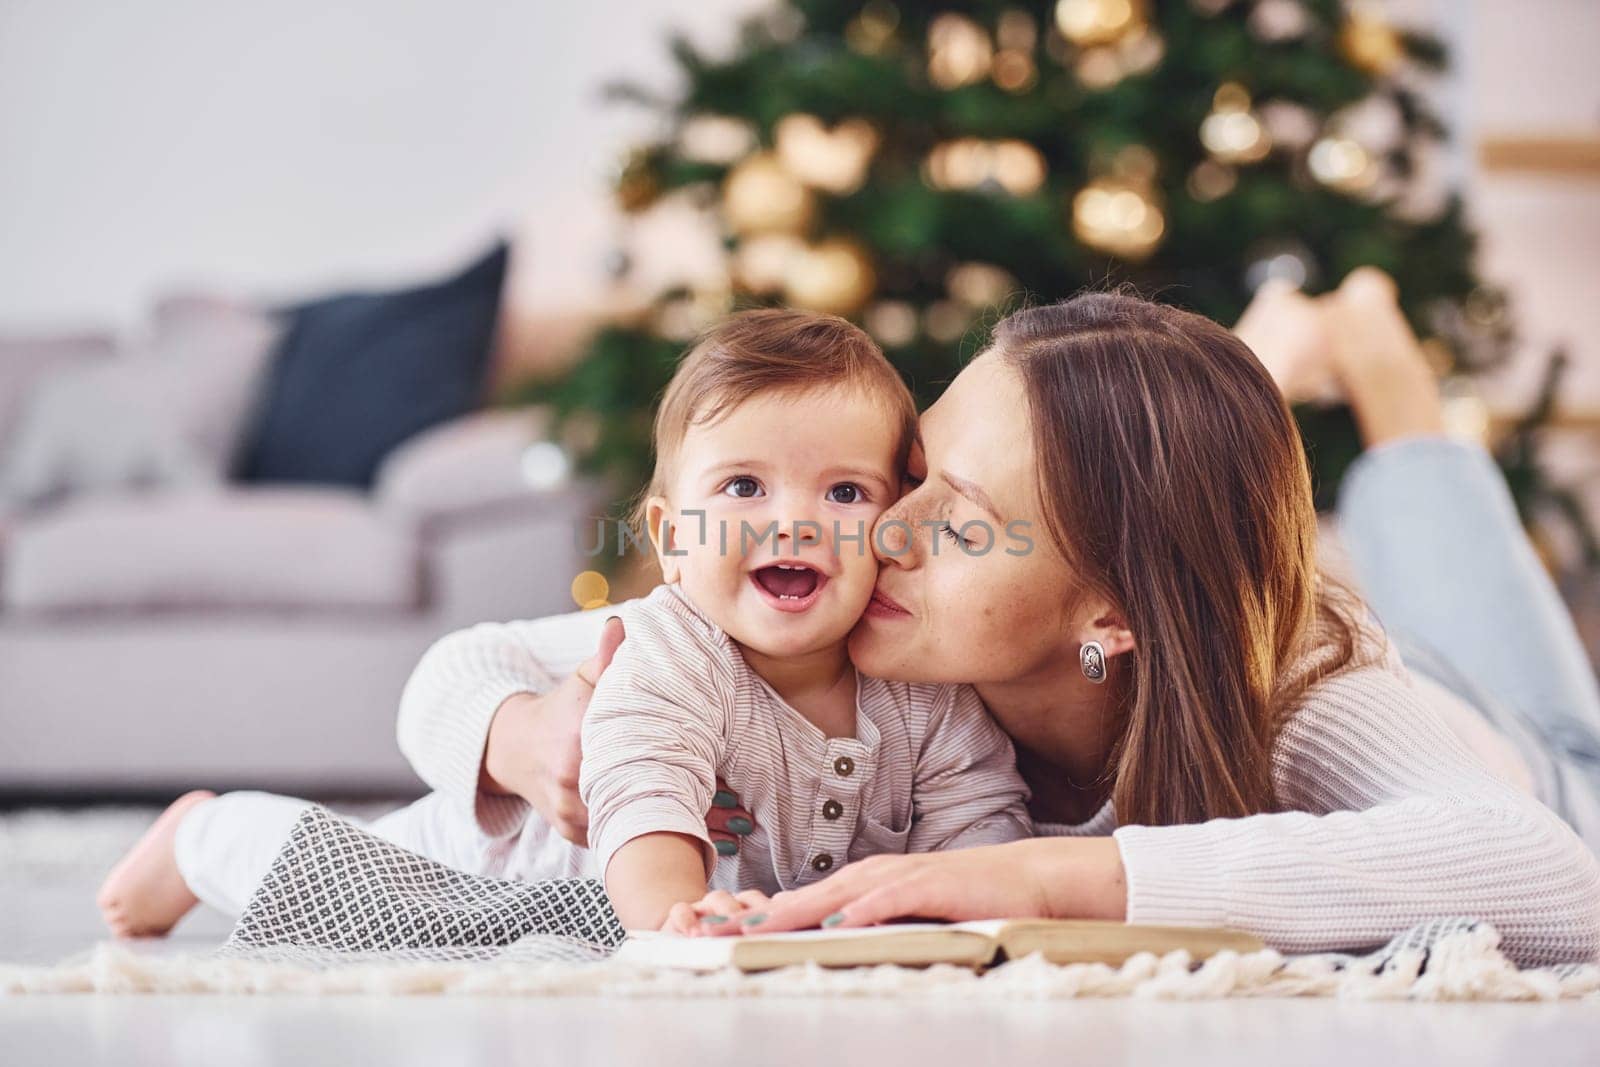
[516,0,1590,566]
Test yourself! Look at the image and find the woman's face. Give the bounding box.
[848,351,1082,684]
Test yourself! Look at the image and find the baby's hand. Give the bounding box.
[659,889,774,936]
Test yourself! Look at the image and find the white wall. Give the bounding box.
[1,0,1595,412]
[0,0,762,330]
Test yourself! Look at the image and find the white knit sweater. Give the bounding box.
[396,602,1600,967]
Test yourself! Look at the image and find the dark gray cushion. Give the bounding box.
[237,242,507,488]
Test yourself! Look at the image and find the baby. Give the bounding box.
[97,308,1030,937]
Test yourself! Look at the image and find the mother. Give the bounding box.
[400,276,1600,966]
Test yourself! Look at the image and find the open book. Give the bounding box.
[613,919,1264,973]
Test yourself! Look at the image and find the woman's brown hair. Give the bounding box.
[994,292,1368,827]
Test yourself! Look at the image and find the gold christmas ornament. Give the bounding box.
[1071,179,1165,259]
[1340,3,1405,76]
[1055,0,1145,47]
[783,239,876,317]
[1307,136,1376,192]
[678,116,757,166]
[615,150,661,214]
[775,114,880,195]
[865,300,919,347]
[928,14,993,89]
[846,0,900,55]
[722,152,815,235]
[733,233,805,293]
[947,263,1018,308]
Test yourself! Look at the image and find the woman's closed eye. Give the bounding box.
[720,475,763,499]
[937,520,974,549]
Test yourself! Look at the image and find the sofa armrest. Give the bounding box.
[377,408,611,625]
[374,407,567,525]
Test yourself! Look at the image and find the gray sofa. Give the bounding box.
[0,327,597,796]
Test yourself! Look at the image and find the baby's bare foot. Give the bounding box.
[96,789,214,938]
[1234,279,1339,403]
[1327,267,1445,448]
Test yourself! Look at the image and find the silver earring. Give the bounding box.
[1080,640,1107,684]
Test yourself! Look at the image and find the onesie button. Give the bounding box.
[822,799,843,821]
[812,853,834,872]
[832,755,855,777]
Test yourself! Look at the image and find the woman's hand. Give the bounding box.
[479,615,758,851]
[696,838,1127,935]
[480,618,628,846]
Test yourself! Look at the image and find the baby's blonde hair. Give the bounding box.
[631,308,918,529]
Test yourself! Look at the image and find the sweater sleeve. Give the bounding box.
[907,684,1034,852]
[1110,661,1600,967]
[577,593,734,883]
[395,605,625,839]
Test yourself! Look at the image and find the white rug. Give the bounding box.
[5,925,1599,1001]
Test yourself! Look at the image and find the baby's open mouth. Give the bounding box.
[751,563,822,601]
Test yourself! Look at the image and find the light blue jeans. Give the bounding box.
[1337,435,1600,845]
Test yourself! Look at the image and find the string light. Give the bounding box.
[1199,82,1271,164]
[1055,0,1145,47]
[925,138,1047,196]
[1072,179,1165,258]
[928,14,993,89]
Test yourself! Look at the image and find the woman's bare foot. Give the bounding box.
[1326,267,1445,448]
[1234,279,1340,403]
[96,789,215,938]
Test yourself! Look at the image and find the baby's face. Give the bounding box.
[648,384,899,662]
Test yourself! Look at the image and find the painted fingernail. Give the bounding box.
[727,817,753,835]
[700,914,728,925]
[712,791,738,809]
[715,840,738,857]
[741,913,767,927]
[821,912,846,928]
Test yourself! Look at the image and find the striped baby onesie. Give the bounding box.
[579,583,1033,893]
